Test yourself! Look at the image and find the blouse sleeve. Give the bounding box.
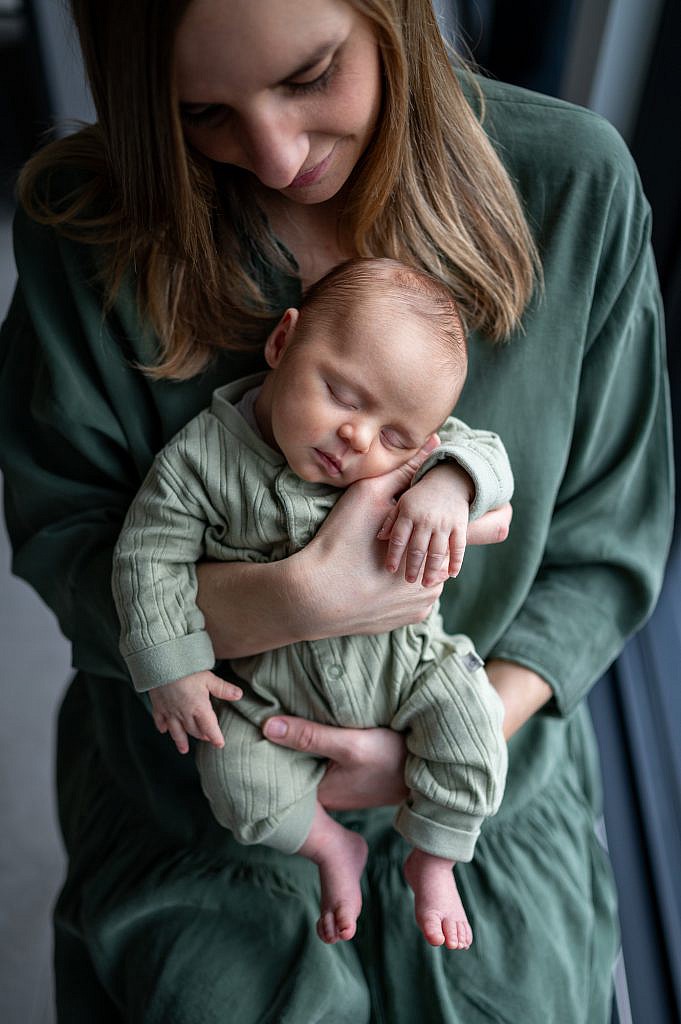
[0,208,154,683]
[488,138,674,716]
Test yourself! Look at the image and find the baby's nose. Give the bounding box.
[339,421,372,453]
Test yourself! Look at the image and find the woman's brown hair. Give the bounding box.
[18,0,541,380]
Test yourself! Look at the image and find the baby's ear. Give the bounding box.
[264,308,300,368]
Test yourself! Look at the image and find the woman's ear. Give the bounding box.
[264,308,300,368]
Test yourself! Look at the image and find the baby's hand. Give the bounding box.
[377,463,474,586]
[148,670,242,755]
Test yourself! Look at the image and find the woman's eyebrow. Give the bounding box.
[282,41,338,82]
[178,41,339,109]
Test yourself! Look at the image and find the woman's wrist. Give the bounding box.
[196,554,315,659]
[485,658,553,740]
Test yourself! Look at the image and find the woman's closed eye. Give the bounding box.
[284,58,338,97]
[180,103,229,128]
[180,58,339,129]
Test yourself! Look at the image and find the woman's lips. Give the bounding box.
[289,147,335,189]
[313,448,342,476]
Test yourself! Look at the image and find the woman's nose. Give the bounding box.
[339,421,372,454]
[238,105,309,189]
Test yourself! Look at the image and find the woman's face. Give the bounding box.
[174,0,383,204]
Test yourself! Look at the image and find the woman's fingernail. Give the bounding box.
[265,718,288,738]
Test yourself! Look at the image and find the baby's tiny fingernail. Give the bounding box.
[265,718,288,738]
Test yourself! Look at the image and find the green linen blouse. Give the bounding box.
[0,76,674,1024]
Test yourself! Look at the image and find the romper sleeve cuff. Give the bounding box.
[411,442,514,521]
[124,631,216,692]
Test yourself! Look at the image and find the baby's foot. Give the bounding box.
[299,805,369,944]
[403,847,473,950]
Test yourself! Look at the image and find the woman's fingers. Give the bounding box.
[263,715,363,764]
[466,503,512,545]
[376,502,398,541]
[362,433,441,508]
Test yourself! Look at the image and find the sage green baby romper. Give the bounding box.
[112,378,512,861]
[0,77,673,1023]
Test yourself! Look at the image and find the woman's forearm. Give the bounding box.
[195,492,514,663]
[196,558,309,659]
[485,659,554,740]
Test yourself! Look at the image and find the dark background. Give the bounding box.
[1,2,679,1022]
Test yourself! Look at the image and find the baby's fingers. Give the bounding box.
[404,524,436,583]
[448,530,467,578]
[385,516,415,574]
[193,708,226,749]
[376,502,399,541]
[166,717,190,755]
[421,531,451,587]
[152,711,169,735]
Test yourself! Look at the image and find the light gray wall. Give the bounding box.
[1,217,69,1024]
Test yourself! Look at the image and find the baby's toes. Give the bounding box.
[419,910,446,947]
[443,917,473,950]
[317,912,339,945]
[335,904,358,942]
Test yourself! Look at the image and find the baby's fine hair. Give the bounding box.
[298,258,467,375]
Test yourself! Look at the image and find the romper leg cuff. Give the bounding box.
[232,788,318,856]
[393,801,483,862]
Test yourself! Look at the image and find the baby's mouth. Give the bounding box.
[314,448,343,476]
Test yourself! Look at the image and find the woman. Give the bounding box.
[0,1,673,1021]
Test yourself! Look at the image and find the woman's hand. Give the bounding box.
[198,439,445,657]
[263,716,409,810]
[294,472,445,641]
[197,439,512,660]
[292,443,512,642]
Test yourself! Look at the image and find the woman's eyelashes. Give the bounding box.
[180,104,229,128]
[179,59,339,128]
[284,58,338,97]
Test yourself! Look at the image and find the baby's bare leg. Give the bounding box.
[403,847,473,950]
[298,802,368,944]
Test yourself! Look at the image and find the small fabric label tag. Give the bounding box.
[461,651,485,673]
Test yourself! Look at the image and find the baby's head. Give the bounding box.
[256,258,467,486]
